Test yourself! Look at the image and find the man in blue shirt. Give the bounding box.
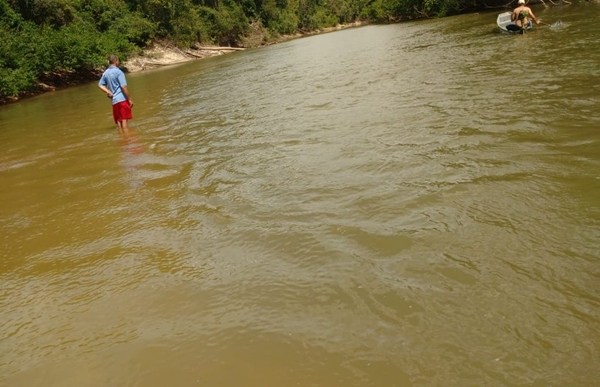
[98,54,134,131]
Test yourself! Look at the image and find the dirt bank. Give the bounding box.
[123,43,245,72]
[0,21,366,105]
[122,21,365,72]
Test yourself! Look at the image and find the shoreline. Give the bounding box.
[122,44,246,73]
[0,21,366,106]
[122,20,366,72]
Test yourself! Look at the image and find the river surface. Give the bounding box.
[1,3,599,386]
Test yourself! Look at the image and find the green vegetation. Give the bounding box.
[1,0,505,100]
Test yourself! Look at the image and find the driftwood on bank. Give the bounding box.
[123,44,246,71]
[194,46,245,51]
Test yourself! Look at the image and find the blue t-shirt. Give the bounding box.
[99,65,128,105]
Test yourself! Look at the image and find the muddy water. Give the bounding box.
[1,3,599,386]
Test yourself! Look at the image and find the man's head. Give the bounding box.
[518,0,525,4]
[108,54,119,65]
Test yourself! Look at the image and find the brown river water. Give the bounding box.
[1,3,599,386]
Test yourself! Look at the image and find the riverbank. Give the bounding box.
[122,43,245,73]
[0,21,365,106]
[123,20,366,72]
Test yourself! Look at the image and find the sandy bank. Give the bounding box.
[124,44,245,72]
[0,21,365,105]
[123,21,366,72]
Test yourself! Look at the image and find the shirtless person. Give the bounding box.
[512,0,539,30]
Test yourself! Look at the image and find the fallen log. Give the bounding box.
[194,46,245,51]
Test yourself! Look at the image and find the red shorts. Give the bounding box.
[112,100,133,123]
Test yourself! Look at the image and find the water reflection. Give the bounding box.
[116,128,145,188]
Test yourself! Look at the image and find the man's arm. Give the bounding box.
[118,72,132,106]
[98,84,113,97]
[98,76,113,97]
[528,8,539,24]
[121,85,133,106]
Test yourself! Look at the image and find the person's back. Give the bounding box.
[98,55,133,131]
[100,66,127,104]
[511,0,538,30]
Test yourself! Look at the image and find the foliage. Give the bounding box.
[0,3,134,98]
[111,12,157,46]
[260,0,299,34]
[32,0,78,27]
[1,0,23,27]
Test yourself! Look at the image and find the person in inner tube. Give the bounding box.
[512,0,539,30]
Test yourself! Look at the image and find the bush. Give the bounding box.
[112,12,157,46]
[260,0,299,35]
[197,2,249,46]
[361,0,387,22]
[0,17,136,98]
[0,22,42,96]
[215,1,250,46]
[171,11,204,46]
[39,21,132,71]
[78,0,129,31]
[31,0,78,27]
[304,6,338,30]
[0,0,22,27]
[269,8,299,35]
[0,67,37,97]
